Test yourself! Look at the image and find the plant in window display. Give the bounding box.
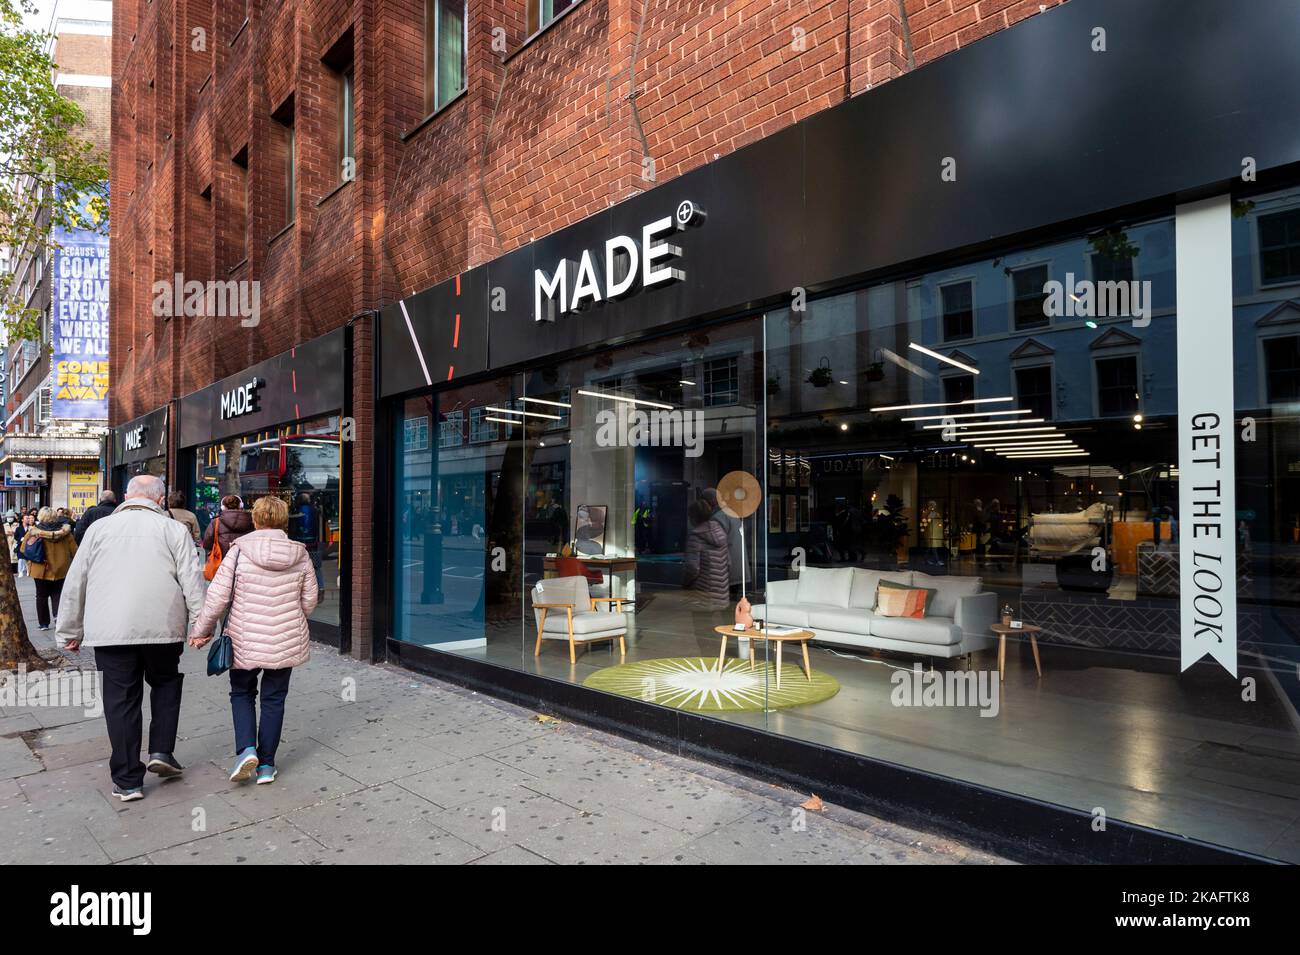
[806,358,833,388]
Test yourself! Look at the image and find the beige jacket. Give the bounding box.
[56,500,206,647]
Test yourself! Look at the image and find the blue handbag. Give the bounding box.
[21,534,45,563]
[206,548,241,676]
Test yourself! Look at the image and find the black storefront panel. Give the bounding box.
[379,0,1300,394]
[110,405,169,496]
[177,328,345,449]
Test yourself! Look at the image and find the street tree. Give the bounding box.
[0,0,108,670]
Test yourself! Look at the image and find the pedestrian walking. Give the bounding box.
[23,506,77,631]
[166,491,203,558]
[201,494,253,569]
[56,475,205,802]
[189,495,319,786]
[14,512,33,577]
[3,510,19,578]
[683,499,731,610]
[73,490,117,545]
[702,487,745,601]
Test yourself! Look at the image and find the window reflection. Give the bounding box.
[386,198,1300,861]
[192,414,342,626]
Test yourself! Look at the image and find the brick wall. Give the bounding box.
[111,0,1066,657]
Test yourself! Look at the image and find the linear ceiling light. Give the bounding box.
[977,444,1076,452]
[908,342,979,374]
[964,431,1067,441]
[485,406,561,420]
[576,389,674,410]
[901,409,1032,422]
[984,443,1078,451]
[958,427,1059,438]
[879,348,934,381]
[1003,451,1091,458]
[870,397,1013,413]
[970,435,1073,444]
[484,416,520,425]
[923,418,1044,430]
[993,446,1079,453]
[521,397,572,408]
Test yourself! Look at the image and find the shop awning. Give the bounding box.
[0,433,103,463]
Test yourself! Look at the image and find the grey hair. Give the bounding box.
[125,474,166,501]
[99,490,117,504]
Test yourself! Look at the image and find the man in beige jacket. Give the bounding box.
[57,475,206,802]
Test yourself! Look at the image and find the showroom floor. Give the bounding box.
[431,586,1300,863]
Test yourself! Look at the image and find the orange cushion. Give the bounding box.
[876,585,927,619]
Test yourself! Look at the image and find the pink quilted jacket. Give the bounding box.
[191,529,319,670]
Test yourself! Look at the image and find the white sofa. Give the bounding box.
[751,567,997,660]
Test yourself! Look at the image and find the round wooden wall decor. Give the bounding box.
[717,470,762,519]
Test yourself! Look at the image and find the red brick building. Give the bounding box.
[1,1,112,515]
[111,0,1065,658]
[105,0,1300,862]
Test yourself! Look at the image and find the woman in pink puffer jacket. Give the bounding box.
[190,495,318,785]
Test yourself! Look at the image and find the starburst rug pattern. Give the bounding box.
[582,657,840,712]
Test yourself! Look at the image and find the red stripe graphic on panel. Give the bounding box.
[446,273,462,381]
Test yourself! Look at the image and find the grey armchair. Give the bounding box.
[531,575,628,664]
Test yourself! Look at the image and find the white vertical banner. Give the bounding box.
[1175,195,1237,676]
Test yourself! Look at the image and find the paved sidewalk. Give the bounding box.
[0,577,1007,865]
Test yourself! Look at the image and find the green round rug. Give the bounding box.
[583,657,840,713]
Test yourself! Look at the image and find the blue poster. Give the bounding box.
[51,200,110,421]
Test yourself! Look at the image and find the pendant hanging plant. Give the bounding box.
[807,358,833,388]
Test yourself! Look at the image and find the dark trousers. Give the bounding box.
[34,577,64,628]
[95,643,185,790]
[229,667,292,767]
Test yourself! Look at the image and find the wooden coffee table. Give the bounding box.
[990,623,1042,681]
[713,625,814,689]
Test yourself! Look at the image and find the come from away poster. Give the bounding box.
[51,189,110,421]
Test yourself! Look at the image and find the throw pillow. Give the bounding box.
[878,579,937,615]
[848,568,912,609]
[876,585,928,619]
[911,572,982,618]
[795,566,855,607]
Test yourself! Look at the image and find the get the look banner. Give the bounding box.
[1175,195,1237,676]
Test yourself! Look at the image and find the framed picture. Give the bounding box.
[574,504,607,555]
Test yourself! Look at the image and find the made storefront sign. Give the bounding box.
[177,329,344,448]
[1175,196,1236,676]
[533,201,703,323]
[219,377,265,420]
[123,424,148,452]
